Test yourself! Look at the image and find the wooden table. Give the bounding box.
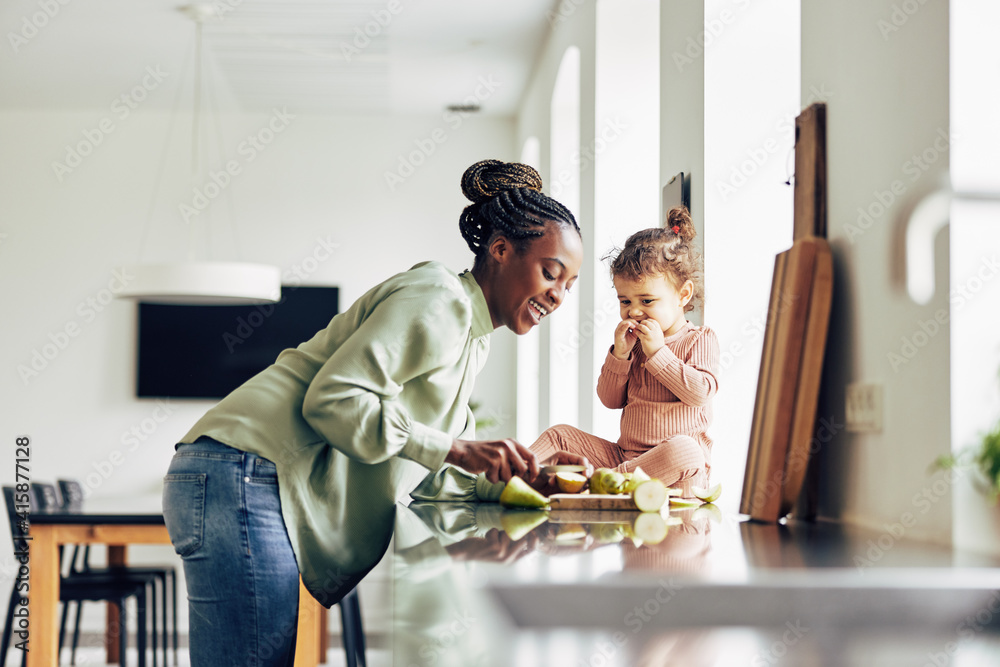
[27,500,324,666]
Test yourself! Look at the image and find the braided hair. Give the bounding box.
[459,159,579,270]
[605,206,704,313]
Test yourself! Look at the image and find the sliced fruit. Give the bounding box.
[500,509,548,540]
[499,476,549,509]
[691,482,722,504]
[666,486,684,497]
[632,479,668,512]
[669,496,703,509]
[555,471,588,494]
[540,464,587,475]
[590,468,627,495]
[623,466,651,493]
[632,512,668,545]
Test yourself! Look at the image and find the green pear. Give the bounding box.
[623,466,652,494]
[632,479,668,512]
[590,468,627,495]
[499,476,549,509]
[691,482,722,504]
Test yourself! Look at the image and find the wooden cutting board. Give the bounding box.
[740,103,833,522]
[548,486,682,512]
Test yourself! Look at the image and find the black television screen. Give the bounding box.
[137,286,339,399]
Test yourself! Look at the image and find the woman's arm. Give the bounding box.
[645,328,720,407]
[302,282,470,470]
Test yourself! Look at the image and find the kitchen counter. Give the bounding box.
[390,502,1000,666]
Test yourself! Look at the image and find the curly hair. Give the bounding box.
[459,159,579,270]
[605,206,704,312]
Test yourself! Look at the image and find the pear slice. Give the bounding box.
[499,476,549,509]
[632,512,668,545]
[591,468,627,495]
[555,471,588,494]
[623,466,651,493]
[632,479,668,512]
[500,509,548,540]
[691,482,722,504]
[669,496,703,509]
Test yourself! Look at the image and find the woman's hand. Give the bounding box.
[530,450,592,495]
[635,320,665,358]
[541,450,590,472]
[446,438,539,484]
[613,319,638,360]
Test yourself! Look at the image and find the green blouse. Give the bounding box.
[178,261,505,606]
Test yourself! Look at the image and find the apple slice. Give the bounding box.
[632,479,668,512]
[500,476,549,509]
[555,471,588,493]
[691,482,722,504]
[669,496,702,509]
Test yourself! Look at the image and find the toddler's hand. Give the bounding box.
[636,320,665,358]
[613,319,638,359]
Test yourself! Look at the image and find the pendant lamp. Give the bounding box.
[116,4,280,305]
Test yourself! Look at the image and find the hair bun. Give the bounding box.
[461,159,543,204]
[666,205,696,242]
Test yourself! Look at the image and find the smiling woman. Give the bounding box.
[160,158,588,666]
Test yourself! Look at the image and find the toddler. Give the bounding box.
[531,206,720,497]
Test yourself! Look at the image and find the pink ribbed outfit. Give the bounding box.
[531,321,720,497]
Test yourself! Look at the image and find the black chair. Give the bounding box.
[55,479,179,666]
[2,486,150,667]
[338,588,367,667]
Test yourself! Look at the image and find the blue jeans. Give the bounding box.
[162,437,299,666]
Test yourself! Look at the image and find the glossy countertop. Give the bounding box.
[391,501,1000,666]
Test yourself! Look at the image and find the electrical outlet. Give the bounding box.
[846,382,883,433]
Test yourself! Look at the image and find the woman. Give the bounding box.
[162,159,586,665]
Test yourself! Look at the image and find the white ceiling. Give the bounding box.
[0,0,557,115]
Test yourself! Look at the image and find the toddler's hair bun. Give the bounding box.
[666,205,696,242]
[461,159,543,204]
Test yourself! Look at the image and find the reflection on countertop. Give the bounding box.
[391,502,1000,667]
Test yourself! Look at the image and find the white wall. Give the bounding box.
[703,1,800,513]
[516,0,597,443]
[516,0,660,449]
[950,0,1000,558]
[0,108,516,632]
[802,0,953,544]
[591,0,660,442]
